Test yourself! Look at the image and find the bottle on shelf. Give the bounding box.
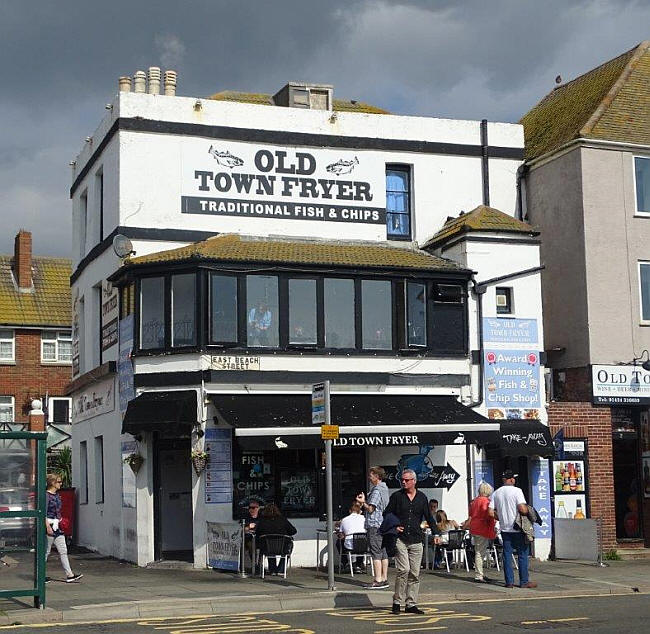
[569,464,577,492]
[556,501,568,518]
[563,467,571,492]
[555,465,564,492]
[576,463,583,492]
[574,499,585,519]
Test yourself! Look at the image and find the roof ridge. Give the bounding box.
[581,40,650,136]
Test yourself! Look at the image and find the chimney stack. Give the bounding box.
[119,76,132,92]
[148,66,161,95]
[133,70,146,93]
[13,230,33,290]
[164,70,177,96]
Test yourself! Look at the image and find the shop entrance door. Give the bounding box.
[613,436,644,540]
[155,438,193,561]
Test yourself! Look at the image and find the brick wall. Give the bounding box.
[0,329,71,422]
[548,401,617,549]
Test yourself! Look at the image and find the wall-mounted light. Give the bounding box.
[633,349,650,371]
[194,99,202,111]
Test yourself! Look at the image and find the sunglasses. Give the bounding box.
[401,478,414,482]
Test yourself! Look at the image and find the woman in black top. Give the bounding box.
[255,503,297,574]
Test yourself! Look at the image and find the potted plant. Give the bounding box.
[123,452,144,474]
[191,449,209,476]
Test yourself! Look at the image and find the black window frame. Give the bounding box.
[495,286,514,315]
[385,164,412,241]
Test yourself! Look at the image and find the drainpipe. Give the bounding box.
[516,163,529,221]
[480,119,490,206]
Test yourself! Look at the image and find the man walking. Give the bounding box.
[489,470,537,588]
[357,466,390,589]
[384,469,439,614]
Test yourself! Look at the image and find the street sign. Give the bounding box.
[321,425,339,440]
[312,382,328,425]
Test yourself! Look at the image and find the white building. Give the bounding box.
[69,69,551,567]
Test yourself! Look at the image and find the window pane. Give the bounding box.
[362,280,392,349]
[386,167,410,238]
[246,275,279,347]
[387,211,410,236]
[0,341,13,360]
[386,170,408,193]
[0,397,13,423]
[325,279,355,348]
[42,342,56,361]
[211,275,238,343]
[41,331,56,341]
[641,264,650,321]
[407,283,427,346]
[140,277,165,349]
[52,399,70,423]
[171,274,196,347]
[635,157,650,213]
[288,279,317,345]
[58,340,72,361]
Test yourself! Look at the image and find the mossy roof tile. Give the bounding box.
[0,256,72,327]
[125,234,464,272]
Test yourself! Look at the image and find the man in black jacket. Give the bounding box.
[384,468,440,614]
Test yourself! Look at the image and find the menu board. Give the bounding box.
[204,428,233,504]
[279,470,317,514]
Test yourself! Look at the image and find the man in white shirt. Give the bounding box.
[337,502,366,572]
[489,470,537,589]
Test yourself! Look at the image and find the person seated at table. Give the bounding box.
[243,499,262,563]
[337,501,367,573]
[429,499,439,516]
[255,502,297,575]
[436,510,460,543]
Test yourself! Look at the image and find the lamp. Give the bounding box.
[633,349,650,372]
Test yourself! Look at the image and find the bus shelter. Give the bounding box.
[0,431,47,608]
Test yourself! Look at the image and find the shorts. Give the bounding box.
[367,526,387,560]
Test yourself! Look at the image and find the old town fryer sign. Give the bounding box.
[181,141,386,225]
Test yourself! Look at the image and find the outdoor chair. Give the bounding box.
[258,534,293,579]
[337,532,374,577]
[437,530,469,573]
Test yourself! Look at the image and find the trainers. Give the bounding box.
[364,580,389,589]
[66,573,83,583]
[44,577,52,584]
[474,576,488,583]
[392,603,401,614]
[405,606,425,615]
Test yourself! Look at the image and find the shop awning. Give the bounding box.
[122,390,198,435]
[212,394,499,450]
[498,420,554,458]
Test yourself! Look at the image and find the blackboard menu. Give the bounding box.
[280,470,317,514]
[232,451,275,519]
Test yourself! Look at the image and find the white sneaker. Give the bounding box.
[66,573,83,583]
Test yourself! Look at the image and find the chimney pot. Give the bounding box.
[13,230,33,290]
[148,66,161,95]
[164,70,177,96]
[133,71,146,93]
[119,76,132,92]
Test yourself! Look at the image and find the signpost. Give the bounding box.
[313,381,335,591]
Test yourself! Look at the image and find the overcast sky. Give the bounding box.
[1,0,648,258]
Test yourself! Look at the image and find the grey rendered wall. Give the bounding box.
[581,147,650,364]
[526,148,590,368]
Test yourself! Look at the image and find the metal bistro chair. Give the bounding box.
[338,532,374,578]
[437,530,470,573]
[258,534,294,580]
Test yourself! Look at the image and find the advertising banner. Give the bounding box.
[483,317,538,347]
[529,458,552,539]
[72,378,115,423]
[592,364,650,405]
[181,140,386,226]
[207,521,241,571]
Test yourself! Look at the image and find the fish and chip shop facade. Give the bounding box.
[68,73,552,568]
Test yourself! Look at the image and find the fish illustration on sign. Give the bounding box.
[208,145,244,168]
[326,156,359,175]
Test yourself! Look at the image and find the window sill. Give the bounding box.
[639,322,650,327]
[41,361,73,366]
[0,360,16,365]
[633,213,650,218]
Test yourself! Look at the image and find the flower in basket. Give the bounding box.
[123,452,144,474]
[191,449,209,475]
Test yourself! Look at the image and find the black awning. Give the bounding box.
[498,420,554,457]
[122,390,198,435]
[212,394,499,450]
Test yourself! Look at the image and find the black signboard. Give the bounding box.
[499,420,554,457]
[232,451,275,519]
[382,463,460,490]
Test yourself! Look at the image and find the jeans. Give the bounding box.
[393,539,423,607]
[501,531,529,586]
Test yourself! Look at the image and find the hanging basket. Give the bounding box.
[124,453,144,475]
[191,453,209,476]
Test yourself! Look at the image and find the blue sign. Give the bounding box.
[530,458,552,539]
[118,315,135,414]
[205,428,233,504]
[474,460,494,490]
[483,318,538,346]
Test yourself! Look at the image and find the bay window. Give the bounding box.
[324,279,355,348]
[140,277,165,349]
[362,280,393,350]
[211,274,238,344]
[246,275,279,348]
[171,274,196,347]
[289,279,317,346]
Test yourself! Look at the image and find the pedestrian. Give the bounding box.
[488,470,537,588]
[254,502,296,575]
[466,482,496,583]
[45,473,82,583]
[384,469,440,614]
[356,466,390,589]
[337,501,366,572]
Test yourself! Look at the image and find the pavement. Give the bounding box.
[1,550,649,627]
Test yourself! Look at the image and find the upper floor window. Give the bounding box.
[210,274,238,344]
[289,279,317,346]
[386,166,411,240]
[140,277,166,350]
[0,396,14,423]
[171,274,196,347]
[48,397,72,423]
[0,329,15,362]
[635,156,650,215]
[324,279,355,349]
[247,275,279,348]
[639,262,650,322]
[496,287,514,315]
[406,283,427,347]
[41,331,72,363]
[362,280,393,349]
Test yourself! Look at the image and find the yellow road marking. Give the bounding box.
[521,617,589,625]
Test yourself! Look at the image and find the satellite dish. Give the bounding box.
[112,234,135,258]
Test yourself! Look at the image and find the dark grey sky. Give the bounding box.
[1,0,648,258]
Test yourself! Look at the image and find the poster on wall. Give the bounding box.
[121,440,137,508]
[554,494,587,519]
[181,140,386,226]
[206,521,241,571]
[474,460,494,490]
[205,428,233,504]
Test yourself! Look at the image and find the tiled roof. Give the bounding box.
[125,234,465,272]
[208,90,390,115]
[424,205,539,248]
[520,41,650,160]
[0,256,72,327]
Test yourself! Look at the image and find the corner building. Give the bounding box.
[70,71,549,567]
